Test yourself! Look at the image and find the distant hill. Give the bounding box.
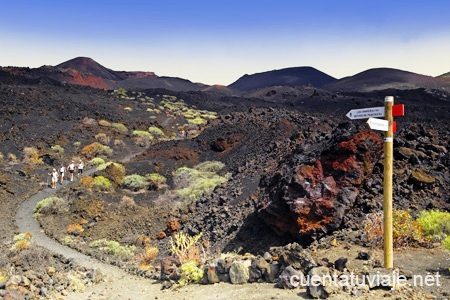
[324,68,449,92]
[56,57,123,81]
[228,67,337,91]
[1,58,450,93]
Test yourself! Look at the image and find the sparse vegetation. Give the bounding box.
[93,176,112,191]
[34,196,65,217]
[23,146,43,164]
[178,261,204,286]
[173,161,230,204]
[51,144,65,153]
[364,209,450,249]
[81,142,113,159]
[12,232,33,251]
[121,174,146,191]
[148,126,164,137]
[146,173,167,190]
[111,122,128,134]
[169,231,203,264]
[89,239,136,259]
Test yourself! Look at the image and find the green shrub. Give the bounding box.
[73,141,81,147]
[34,196,65,216]
[93,176,112,191]
[194,161,225,173]
[187,117,207,126]
[146,173,167,190]
[417,209,450,240]
[173,161,230,203]
[121,174,146,191]
[91,157,105,166]
[124,107,133,112]
[442,236,450,251]
[62,236,74,245]
[148,126,164,137]
[98,120,111,127]
[51,144,65,153]
[89,239,136,259]
[178,261,204,286]
[132,130,153,140]
[97,162,125,185]
[111,122,128,134]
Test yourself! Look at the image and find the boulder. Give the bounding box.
[229,260,251,284]
[277,266,304,289]
[259,131,382,240]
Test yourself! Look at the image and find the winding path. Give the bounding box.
[14,150,302,300]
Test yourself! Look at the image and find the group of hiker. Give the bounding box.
[49,160,84,189]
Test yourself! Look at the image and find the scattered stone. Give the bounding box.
[357,251,371,260]
[334,257,347,272]
[277,266,304,289]
[229,260,251,284]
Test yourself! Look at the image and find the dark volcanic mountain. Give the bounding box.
[56,57,124,81]
[325,68,449,92]
[228,67,337,91]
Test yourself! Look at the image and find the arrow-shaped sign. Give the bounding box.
[346,104,404,120]
[346,107,385,119]
[367,117,389,131]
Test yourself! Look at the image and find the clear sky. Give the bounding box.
[1,0,449,85]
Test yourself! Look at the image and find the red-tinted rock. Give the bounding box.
[259,131,382,240]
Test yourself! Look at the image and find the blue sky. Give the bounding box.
[1,0,449,85]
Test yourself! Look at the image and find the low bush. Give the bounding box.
[442,236,450,251]
[81,142,113,159]
[91,157,105,166]
[173,162,230,204]
[137,246,159,269]
[187,117,207,126]
[146,173,167,190]
[12,232,33,251]
[62,236,74,245]
[34,196,65,217]
[51,144,65,153]
[79,176,94,189]
[132,130,153,141]
[364,210,425,248]
[417,209,450,240]
[121,174,146,191]
[23,147,43,165]
[148,126,164,137]
[97,162,125,185]
[93,176,112,191]
[169,231,203,264]
[111,122,128,135]
[95,133,111,144]
[98,120,111,127]
[178,261,204,286]
[89,239,136,259]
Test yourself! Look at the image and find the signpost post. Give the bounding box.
[346,97,404,269]
[383,96,394,269]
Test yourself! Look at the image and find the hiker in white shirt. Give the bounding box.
[77,160,84,178]
[67,161,76,182]
[59,165,66,184]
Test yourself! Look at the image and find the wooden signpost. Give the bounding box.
[347,96,405,268]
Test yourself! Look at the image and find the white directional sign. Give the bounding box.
[366,117,389,132]
[346,106,384,120]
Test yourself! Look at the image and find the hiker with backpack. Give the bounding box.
[77,160,84,177]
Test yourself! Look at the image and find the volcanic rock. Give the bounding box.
[258,131,383,240]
